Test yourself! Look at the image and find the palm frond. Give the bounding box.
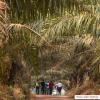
[5,0,99,22]
[42,14,99,42]
[7,23,49,46]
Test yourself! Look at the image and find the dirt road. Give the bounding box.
[32,95,73,100]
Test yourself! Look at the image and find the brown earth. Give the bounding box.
[31,95,73,100]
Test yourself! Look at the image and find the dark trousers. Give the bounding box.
[46,88,49,95]
[57,87,62,94]
[49,88,53,95]
[36,87,39,94]
[41,87,45,94]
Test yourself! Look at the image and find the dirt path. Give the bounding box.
[31,95,73,100]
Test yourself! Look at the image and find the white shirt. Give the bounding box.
[56,82,63,88]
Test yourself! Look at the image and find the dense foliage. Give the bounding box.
[0,0,100,99]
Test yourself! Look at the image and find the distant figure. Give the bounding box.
[56,82,63,95]
[45,81,49,95]
[31,81,36,94]
[49,81,54,95]
[35,81,40,94]
[40,80,45,94]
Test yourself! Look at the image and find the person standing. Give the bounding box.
[56,81,63,95]
[45,81,49,95]
[40,80,45,94]
[49,81,54,95]
[35,80,40,94]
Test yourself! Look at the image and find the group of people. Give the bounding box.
[32,80,64,95]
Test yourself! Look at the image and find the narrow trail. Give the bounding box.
[31,95,73,100]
